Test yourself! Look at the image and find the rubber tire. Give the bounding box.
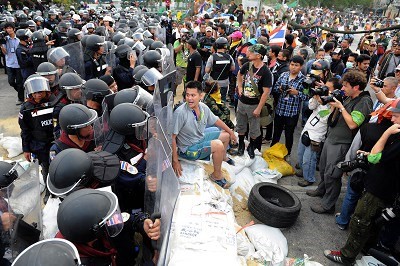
[248,182,301,228]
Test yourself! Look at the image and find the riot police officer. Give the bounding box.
[36,62,60,95]
[102,103,150,213]
[83,78,111,116]
[15,29,35,83]
[53,73,85,139]
[84,34,110,80]
[33,16,44,30]
[50,104,97,159]
[55,189,160,266]
[143,50,162,71]
[66,28,82,44]
[47,47,76,76]
[53,21,69,47]
[44,9,59,32]
[29,31,49,71]
[205,37,235,102]
[112,44,136,90]
[18,75,54,202]
[12,239,81,266]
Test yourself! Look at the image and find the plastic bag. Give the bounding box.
[42,197,61,239]
[245,224,288,266]
[229,168,255,199]
[235,223,255,258]
[252,168,282,184]
[249,156,268,172]
[262,153,294,177]
[265,143,288,159]
[285,254,324,266]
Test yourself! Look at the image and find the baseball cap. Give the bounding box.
[206,26,213,32]
[230,31,242,39]
[332,47,343,56]
[388,98,400,112]
[248,44,267,56]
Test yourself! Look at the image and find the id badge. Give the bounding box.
[10,47,15,53]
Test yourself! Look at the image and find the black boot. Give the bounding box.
[238,135,245,156]
[255,135,262,151]
[247,139,255,159]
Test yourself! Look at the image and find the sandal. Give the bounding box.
[225,157,235,166]
[209,173,229,189]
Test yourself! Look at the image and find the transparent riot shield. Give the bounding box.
[145,119,179,266]
[62,42,86,78]
[105,43,117,69]
[1,162,42,259]
[93,104,111,150]
[156,44,175,75]
[154,70,176,115]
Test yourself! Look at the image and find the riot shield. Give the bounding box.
[1,161,42,259]
[145,117,179,266]
[105,43,117,69]
[156,44,175,75]
[93,105,111,150]
[154,70,176,115]
[62,42,86,78]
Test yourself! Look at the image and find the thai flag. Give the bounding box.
[269,24,287,48]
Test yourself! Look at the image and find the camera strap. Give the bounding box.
[248,62,262,98]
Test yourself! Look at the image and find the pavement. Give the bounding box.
[0,32,376,265]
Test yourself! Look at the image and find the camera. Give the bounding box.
[373,79,384,88]
[375,197,400,226]
[337,153,369,172]
[309,86,329,97]
[0,31,7,45]
[281,85,290,98]
[303,74,321,90]
[321,89,343,105]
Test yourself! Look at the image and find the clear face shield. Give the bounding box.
[67,109,100,141]
[132,32,144,41]
[64,86,85,102]
[127,110,150,140]
[143,30,153,39]
[24,76,50,95]
[48,47,70,68]
[98,191,124,237]
[141,68,163,87]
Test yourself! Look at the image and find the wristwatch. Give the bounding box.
[339,107,345,112]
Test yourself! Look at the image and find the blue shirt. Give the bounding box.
[2,36,20,68]
[273,71,307,117]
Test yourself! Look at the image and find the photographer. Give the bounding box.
[308,70,373,214]
[173,28,190,89]
[1,22,24,105]
[325,99,400,265]
[370,76,398,110]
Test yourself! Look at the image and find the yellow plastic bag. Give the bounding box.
[262,144,294,176]
[265,143,288,159]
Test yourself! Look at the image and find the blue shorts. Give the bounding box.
[179,127,221,160]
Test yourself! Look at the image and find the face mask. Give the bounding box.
[346,62,354,68]
[277,59,286,64]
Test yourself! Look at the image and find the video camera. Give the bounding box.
[337,153,369,172]
[375,196,400,226]
[309,86,329,97]
[373,79,384,88]
[320,89,343,105]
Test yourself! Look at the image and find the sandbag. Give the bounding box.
[245,224,288,266]
[0,135,23,158]
[235,224,255,258]
[265,143,288,159]
[252,168,282,184]
[262,153,294,177]
[229,168,255,200]
[249,156,268,172]
[42,197,61,239]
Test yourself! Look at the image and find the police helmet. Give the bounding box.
[109,103,149,137]
[85,34,105,52]
[81,35,89,48]
[59,73,85,101]
[47,47,69,66]
[311,59,330,71]
[143,50,161,69]
[113,85,153,110]
[57,189,122,243]
[142,38,154,48]
[114,44,132,58]
[83,79,111,103]
[57,21,69,32]
[86,22,95,30]
[33,16,44,23]
[48,9,57,17]
[150,40,164,50]
[0,161,19,188]
[215,37,228,49]
[31,31,45,43]
[112,32,125,45]
[123,38,135,48]
[15,29,32,41]
[128,20,138,29]
[24,74,50,96]
[18,13,28,22]
[132,32,144,41]
[131,65,148,77]
[141,68,163,87]
[12,239,81,266]
[67,28,82,40]
[59,104,97,136]
[134,68,149,84]
[27,20,36,28]
[95,26,106,36]
[37,62,57,76]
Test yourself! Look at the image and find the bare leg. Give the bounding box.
[210,139,225,179]
[218,131,230,161]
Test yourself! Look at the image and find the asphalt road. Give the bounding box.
[0,31,373,264]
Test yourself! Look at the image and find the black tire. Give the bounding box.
[248,182,301,228]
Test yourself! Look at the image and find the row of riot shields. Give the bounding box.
[0,162,42,260]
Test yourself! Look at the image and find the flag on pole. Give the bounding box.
[269,24,287,48]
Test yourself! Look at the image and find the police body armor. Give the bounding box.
[29,42,48,71]
[54,31,68,47]
[21,102,54,142]
[210,52,231,80]
[84,54,108,79]
[44,19,58,32]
